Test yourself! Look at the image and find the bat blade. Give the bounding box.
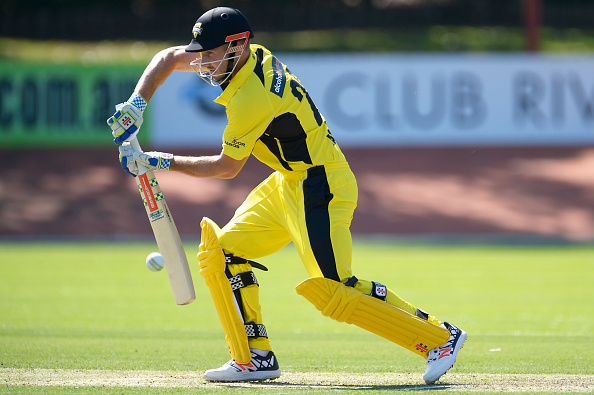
[137,170,196,305]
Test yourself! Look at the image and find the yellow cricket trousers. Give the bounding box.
[217,163,436,351]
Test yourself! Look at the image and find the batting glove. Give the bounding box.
[107,93,147,145]
[134,151,174,171]
[118,142,139,177]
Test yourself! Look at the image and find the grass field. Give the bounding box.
[0,241,592,394]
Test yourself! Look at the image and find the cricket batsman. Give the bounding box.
[109,6,467,384]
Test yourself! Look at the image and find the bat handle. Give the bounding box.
[129,136,150,176]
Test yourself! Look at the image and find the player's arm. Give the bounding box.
[135,46,199,102]
[107,46,199,144]
[119,143,249,180]
[171,151,248,179]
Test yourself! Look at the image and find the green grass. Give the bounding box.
[0,241,592,393]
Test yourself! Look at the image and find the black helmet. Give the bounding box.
[186,7,254,52]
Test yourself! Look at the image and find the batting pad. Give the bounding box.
[198,217,251,365]
[295,277,449,359]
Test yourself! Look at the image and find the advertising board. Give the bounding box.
[151,53,594,147]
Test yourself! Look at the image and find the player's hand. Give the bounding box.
[107,102,144,145]
[118,142,139,177]
[134,151,174,171]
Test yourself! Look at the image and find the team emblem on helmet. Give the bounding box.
[193,23,203,38]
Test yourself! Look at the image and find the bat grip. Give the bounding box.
[130,137,150,176]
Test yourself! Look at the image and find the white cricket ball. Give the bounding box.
[146,252,165,272]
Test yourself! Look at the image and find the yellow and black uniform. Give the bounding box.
[217,44,354,279]
[217,44,345,172]
[214,45,440,351]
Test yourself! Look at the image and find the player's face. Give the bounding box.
[200,45,230,81]
[189,39,248,87]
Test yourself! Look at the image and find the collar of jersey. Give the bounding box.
[214,45,257,106]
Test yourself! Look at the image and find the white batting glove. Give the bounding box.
[107,93,147,145]
[134,151,174,171]
[118,142,139,177]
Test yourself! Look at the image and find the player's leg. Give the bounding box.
[349,278,467,384]
[297,165,443,317]
[351,280,442,326]
[324,199,467,385]
[289,166,465,383]
[200,172,287,381]
[296,166,442,324]
[217,171,293,351]
[287,165,356,281]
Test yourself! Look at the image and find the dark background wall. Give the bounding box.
[1,0,590,42]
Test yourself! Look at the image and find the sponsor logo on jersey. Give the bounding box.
[224,138,246,149]
[270,56,286,98]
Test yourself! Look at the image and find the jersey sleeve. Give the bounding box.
[221,79,274,161]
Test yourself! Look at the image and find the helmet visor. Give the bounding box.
[189,31,250,87]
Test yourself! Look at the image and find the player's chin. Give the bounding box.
[213,75,227,83]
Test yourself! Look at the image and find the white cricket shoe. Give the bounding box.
[423,322,467,384]
[203,351,281,382]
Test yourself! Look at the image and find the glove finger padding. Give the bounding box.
[134,151,173,171]
[107,102,144,145]
[118,142,139,177]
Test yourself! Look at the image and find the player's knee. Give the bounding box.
[224,252,260,287]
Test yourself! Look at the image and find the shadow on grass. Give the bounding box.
[217,380,458,392]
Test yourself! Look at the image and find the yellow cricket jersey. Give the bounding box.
[215,44,347,173]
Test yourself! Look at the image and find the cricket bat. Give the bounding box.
[130,138,196,305]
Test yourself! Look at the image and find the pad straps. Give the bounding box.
[225,253,268,339]
[225,254,269,271]
[245,322,268,338]
[370,281,388,302]
[344,276,388,302]
[229,271,259,291]
[344,276,358,287]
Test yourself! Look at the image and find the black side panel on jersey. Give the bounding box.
[261,113,313,168]
[259,133,292,171]
[253,47,265,86]
[303,166,339,281]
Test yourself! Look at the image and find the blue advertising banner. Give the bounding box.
[151,53,594,147]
